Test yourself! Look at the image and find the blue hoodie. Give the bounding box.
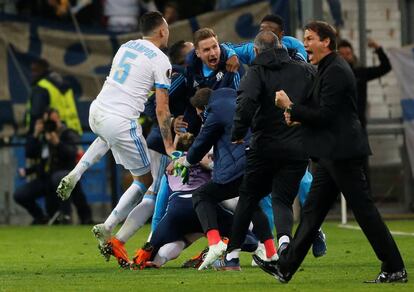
[186,88,249,184]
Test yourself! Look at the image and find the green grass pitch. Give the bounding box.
[1,221,413,291]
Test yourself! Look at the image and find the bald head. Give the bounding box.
[254,30,280,54]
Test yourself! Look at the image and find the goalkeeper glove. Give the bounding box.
[173,157,191,184]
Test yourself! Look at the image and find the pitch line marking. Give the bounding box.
[338,224,414,237]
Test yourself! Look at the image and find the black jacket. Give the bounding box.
[351,47,391,128]
[290,52,372,160]
[232,48,315,159]
[26,126,80,174]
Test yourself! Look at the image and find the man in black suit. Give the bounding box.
[253,21,407,284]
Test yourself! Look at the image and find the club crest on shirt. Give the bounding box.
[216,71,224,81]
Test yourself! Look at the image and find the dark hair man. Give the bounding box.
[257,21,407,284]
[338,38,392,129]
[223,14,308,65]
[57,11,176,268]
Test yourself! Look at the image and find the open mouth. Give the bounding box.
[208,57,218,65]
[306,49,313,61]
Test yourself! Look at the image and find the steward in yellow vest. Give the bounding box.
[26,58,82,135]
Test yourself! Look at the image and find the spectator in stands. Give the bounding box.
[26,58,82,135]
[162,1,178,24]
[14,108,92,225]
[215,0,261,10]
[338,38,392,129]
[326,0,344,28]
[103,0,158,32]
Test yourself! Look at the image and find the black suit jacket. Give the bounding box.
[290,52,371,160]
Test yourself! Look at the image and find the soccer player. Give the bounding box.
[59,11,175,267]
[132,133,260,270]
[223,14,308,64]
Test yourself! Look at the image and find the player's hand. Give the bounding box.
[226,55,240,73]
[173,115,188,135]
[173,156,190,184]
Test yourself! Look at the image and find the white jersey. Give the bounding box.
[95,39,171,120]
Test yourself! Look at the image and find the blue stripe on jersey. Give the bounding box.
[168,75,185,94]
[233,72,240,89]
[129,121,150,166]
[155,83,170,89]
[153,154,169,193]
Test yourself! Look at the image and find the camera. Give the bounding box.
[44,119,57,133]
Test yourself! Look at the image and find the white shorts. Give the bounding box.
[89,101,151,176]
[147,149,170,194]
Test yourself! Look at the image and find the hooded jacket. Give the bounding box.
[187,88,248,184]
[232,48,315,159]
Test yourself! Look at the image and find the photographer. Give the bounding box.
[14,108,92,224]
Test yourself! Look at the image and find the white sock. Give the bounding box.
[278,235,290,247]
[226,249,240,261]
[115,197,155,242]
[152,241,186,267]
[71,137,109,181]
[104,181,146,232]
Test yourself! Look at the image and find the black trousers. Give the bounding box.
[14,170,92,223]
[227,149,308,251]
[279,158,405,277]
[192,175,273,243]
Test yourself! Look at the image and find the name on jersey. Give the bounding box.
[122,41,157,59]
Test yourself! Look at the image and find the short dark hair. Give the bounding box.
[190,88,212,109]
[32,58,49,70]
[260,14,284,31]
[169,40,186,65]
[193,28,217,48]
[139,11,165,36]
[338,39,353,50]
[304,21,337,51]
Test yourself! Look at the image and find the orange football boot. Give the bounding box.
[132,242,154,270]
[103,237,131,269]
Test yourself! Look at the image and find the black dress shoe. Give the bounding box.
[365,268,408,283]
[252,254,291,283]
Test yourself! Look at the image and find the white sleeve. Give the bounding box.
[153,57,172,90]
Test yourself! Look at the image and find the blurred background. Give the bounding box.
[1,0,414,225]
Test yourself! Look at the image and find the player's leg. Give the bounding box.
[94,117,153,267]
[133,192,199,268]
[57,137,109,200]
[114,150,169,244]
